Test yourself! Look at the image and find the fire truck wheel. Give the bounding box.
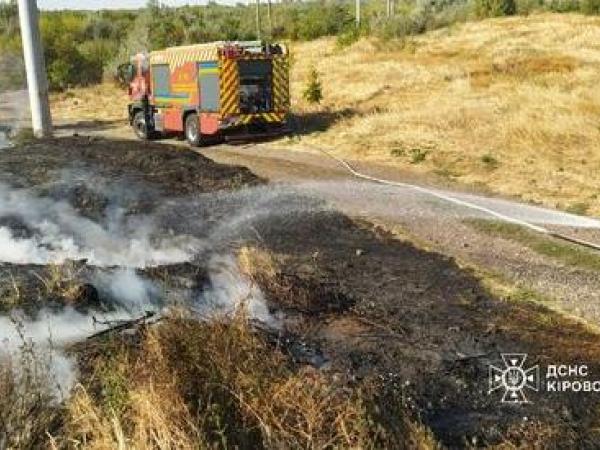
[185,113,202,147]
[132,111,153,140]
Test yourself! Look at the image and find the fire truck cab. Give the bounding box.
[127,41,290,146]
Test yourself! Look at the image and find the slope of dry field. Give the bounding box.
[50,13,600,214]
[289,13,600,215]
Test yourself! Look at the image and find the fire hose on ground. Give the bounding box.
[316,148,600,253]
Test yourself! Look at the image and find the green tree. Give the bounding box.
[303,67,323,105]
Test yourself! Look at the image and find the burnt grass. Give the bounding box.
[1,136,261,194]
[2,136,600,447]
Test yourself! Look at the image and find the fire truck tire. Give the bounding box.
[132,111,153,140]
[185,113,203,147]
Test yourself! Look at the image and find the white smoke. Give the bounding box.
[195,255,278,328]
[0,306,147,397]
[94,268,161,313]
[0,182,201,267]
[0,264,164,396]
[0,179,325,398]
[0,257,277,398]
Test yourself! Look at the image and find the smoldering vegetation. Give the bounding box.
[0,162,493,447]
[1,160,401,449]
[0,169,410,447]
[4,138,597,447]
[0,165,329,266]
[0,163,327,355]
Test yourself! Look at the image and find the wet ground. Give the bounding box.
[1,136,600,447]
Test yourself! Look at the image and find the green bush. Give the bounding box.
[515,0,543,14]
[473,0,517,17]
[378,13,427,40]
[481,153,500,169]
[545,0,581,11]
[374,0,469,41]
[582,0,600,13]
[44,41,104,91]
[303,67,323,105]
[6,0,599,94]
[409,148,429,164]
[336,27,360,49]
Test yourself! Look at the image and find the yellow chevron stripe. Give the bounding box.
[221,99,238,115]
[222,113,286,126]
[221,89,238,111]
[151,45,220,69]
[219,57,239,115]
[221,88,236,105]
[231,113,284,123]
[220,73,236,93]
[218,55,291,116]
[272,57,290,112]
[221,89,237,104]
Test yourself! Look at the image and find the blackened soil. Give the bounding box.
[251,211,600,448]
[2,136,600,447]
[0,136,256,312]
[0,135,262,194]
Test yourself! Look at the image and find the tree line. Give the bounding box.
[0,0,599,91]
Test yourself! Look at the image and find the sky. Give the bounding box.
[35,0,238,10]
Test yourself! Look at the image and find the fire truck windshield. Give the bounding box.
[238,60,273,114]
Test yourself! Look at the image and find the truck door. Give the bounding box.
[199,61,220,112]
[198,61,220,134]
[151,63,190,132]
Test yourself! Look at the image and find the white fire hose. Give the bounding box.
[317,148,600,252]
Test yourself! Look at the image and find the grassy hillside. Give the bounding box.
[289,13,600,215]
[52,13,600,215]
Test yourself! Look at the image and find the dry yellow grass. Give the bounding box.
[237,245,278,281]
[51,13,600,214]
[51,83,128,123]
[289,13,600,215]
[60,313,381,449]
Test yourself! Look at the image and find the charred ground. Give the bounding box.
[1,137,600,448]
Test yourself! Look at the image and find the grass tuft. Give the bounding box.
[468,219,600,272]
[60,312,380,448]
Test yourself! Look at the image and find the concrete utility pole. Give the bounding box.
[256,0,262,40]
[17,0,52,137]
[355,0,361,27]
[267,0,272,38]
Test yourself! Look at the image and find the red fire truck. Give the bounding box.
[127,41,290,146]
